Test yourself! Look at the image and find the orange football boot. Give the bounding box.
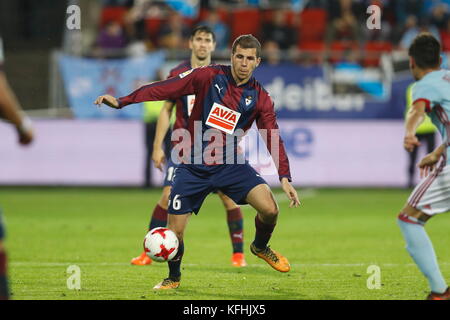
[231,252,247,267]
[130,251,152,266]
[426,287,450,300]
[153,277,180,290]
[250,243,290,272]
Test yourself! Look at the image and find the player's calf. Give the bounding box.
[225,206,246,266]
[397,206,448,297]
[159,213,189,288]
[252,214,276,250]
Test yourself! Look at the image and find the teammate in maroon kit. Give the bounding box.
[0,35,34,300]
[95,34,300,290]
[131,26,247,268]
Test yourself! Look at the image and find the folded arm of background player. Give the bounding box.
[0,67,33,145]
[94,66,295,187]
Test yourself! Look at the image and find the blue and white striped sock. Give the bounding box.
[398,213,447,294]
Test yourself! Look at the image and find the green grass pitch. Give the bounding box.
[1,187,449,300]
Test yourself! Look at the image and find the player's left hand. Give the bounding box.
[404,134,420,152]
[152,147,166,172]
[418,152,440,178]
[281,178,300,208]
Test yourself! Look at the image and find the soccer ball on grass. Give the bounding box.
[143,227,179,262]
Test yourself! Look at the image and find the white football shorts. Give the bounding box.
[408,162,450,216]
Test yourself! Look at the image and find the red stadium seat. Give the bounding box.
[261,9,273,23]
[145,15,193,46]
[441,30,450,52]
[230,8,261,40]
[284,10,297,27]
[298,41,326,63]
[183,17,195,28]
[216,7,230,24]
[145,17,165,38]
[329,41,359,64]
[363,41,393,67]
[298,9,327,44]
[261,9,297,27]
[145,17,164,44]
[100,6,128,26]
[298,40,325,51]
[197,7,230,25]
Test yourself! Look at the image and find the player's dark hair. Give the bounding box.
[408,33,441,69]
[191,25,216,43]
[231,34,261,58]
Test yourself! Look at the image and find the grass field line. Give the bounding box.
[10,261,450,268]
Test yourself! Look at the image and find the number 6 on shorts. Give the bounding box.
[171,194,181,211]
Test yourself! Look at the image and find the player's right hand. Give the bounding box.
[281,178,300,208]
[418,152,440,178]
[403,134,421,152]
[18,128,33,145]
[152,147,166,172]
[94,95,119,109]
[16,118,34,145]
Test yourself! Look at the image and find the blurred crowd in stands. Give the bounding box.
[91,0,450,66]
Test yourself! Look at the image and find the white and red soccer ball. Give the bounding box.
[143,227,179,262]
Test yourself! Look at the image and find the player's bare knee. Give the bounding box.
[400,204,432,223]
[417,213,432,223]
[269,206,279,218]
[260,204,279,221]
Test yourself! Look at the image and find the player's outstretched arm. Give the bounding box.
[281,177,300,208]
[404,100,426,152]
[97,68,204,110]
[0,72,33,145]
[152,101,174,171]
[94,94,120,109]
[418,143,446,178]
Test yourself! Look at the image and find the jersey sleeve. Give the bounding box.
[412,81,441,113]
[256,92,292,182]
[118,67,205,108]
[165,69,177,104]
[167,68,177,79]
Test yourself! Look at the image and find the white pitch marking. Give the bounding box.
[10,262,450,267]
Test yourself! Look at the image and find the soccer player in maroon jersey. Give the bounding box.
[131,26,247,268]
[95,34,300,290]
[0,36,34,299]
